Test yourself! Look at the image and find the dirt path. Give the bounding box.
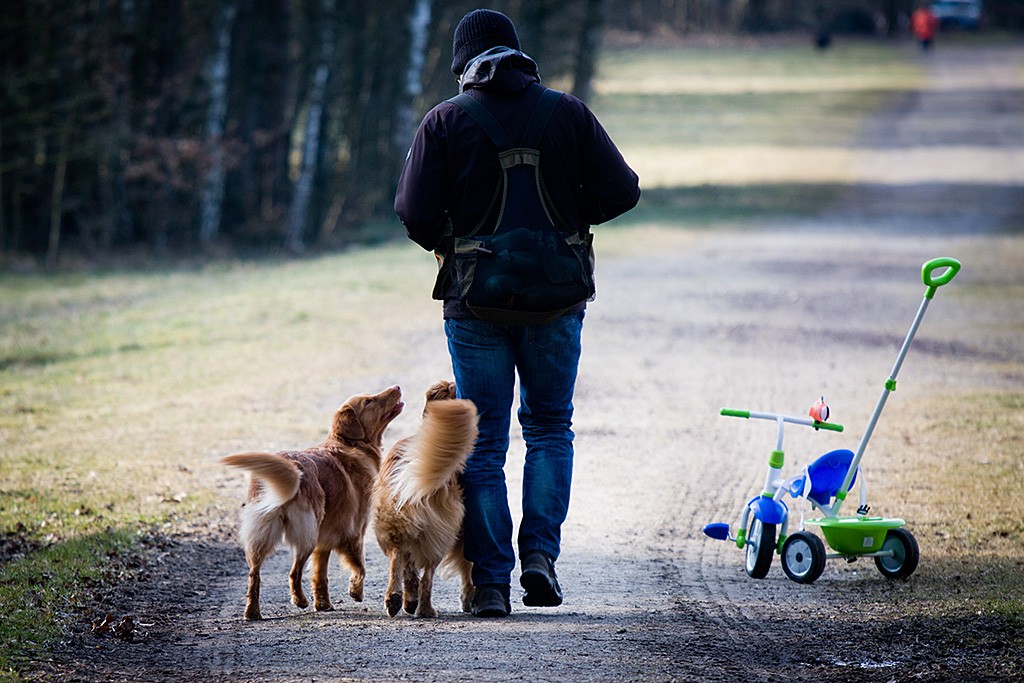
[39,44,1024,682]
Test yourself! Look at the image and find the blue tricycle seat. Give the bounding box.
[789,449,857,508]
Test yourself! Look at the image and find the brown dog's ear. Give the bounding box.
[425,380,456,402]
[332,405,366,442]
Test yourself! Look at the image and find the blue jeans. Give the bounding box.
[445,311,584,587]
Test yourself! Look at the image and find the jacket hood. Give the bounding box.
[459,46,540,94]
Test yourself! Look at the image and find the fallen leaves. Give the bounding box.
[90,613,150,643]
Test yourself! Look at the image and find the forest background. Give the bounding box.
[2,0,1023,267]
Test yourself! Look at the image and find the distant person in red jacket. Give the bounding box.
[911,4,939,51]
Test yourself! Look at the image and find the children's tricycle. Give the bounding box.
[703,257,961,583]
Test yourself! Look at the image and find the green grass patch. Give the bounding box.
[0,526,142,680]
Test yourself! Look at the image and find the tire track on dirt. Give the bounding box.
[638,44,1024,681]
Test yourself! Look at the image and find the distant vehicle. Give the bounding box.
[930,0,983,29]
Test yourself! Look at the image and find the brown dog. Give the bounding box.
[222,385,404,621]
[373,381,477,617]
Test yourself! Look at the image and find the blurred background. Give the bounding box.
[1,0,1020,267]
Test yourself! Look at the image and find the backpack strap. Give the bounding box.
[447,88,566,237]
[520,88,562,149]
[448,88,563,151]
[448,93,514,151]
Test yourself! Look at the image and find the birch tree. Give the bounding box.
[395,0,432,152]
[199,0,238,248]
[285,0,336,254]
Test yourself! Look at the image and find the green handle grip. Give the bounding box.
[813,420,844,432]
[720,408,750,419]
[922,257,961,299]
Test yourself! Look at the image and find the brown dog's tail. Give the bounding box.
[221,452,301,509]
[392,399,478,508]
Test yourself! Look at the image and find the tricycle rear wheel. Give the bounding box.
[874,527,919,579]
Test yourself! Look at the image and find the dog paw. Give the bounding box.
[386,594,403,617]
[349,576,364,602]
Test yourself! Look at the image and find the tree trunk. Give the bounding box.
[285,0,336,254]
[394,0,432,152]
[520,1,552,70]
[0,115,5,255]
[46,114,74,269]
[571,0,604,103]
[231,0,290,237]
[199,0,238,248]
[12,173,22,254]
[730,0,750,30]
[100,0,138,251]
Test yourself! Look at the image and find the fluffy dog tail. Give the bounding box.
[393,399,478,508]
[221,452,301,510]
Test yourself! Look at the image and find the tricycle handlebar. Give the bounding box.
[720,408,843,432]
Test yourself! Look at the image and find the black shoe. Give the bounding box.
[471,584,511,618]
[520,551,563,607]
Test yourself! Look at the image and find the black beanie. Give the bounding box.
[451,9,520,75]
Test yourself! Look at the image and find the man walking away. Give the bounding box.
[395,9,640,618]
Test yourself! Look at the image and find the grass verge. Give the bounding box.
[0,245,440,678]
[0,526,143,680]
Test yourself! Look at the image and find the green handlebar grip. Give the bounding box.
[720,408,750,419]
[922,257,961,299]
[813,420,844,432]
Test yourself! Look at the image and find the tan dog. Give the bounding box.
[373,381,477,617]
[222,385,404,621]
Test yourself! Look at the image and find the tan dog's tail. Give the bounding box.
[392,399,478,508]
[221,452,301,509]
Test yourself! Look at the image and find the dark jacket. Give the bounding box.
[395,47,640,318]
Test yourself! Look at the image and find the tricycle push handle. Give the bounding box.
[922,257,961,300]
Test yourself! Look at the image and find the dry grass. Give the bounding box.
[1,248,441,529]
[0,246,444,675]
[594,42,922,189]
[845,239,1024,623]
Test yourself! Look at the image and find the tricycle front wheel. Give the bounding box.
[781,531,826,584]
[874,528,919,579]
[745,518,776,579]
